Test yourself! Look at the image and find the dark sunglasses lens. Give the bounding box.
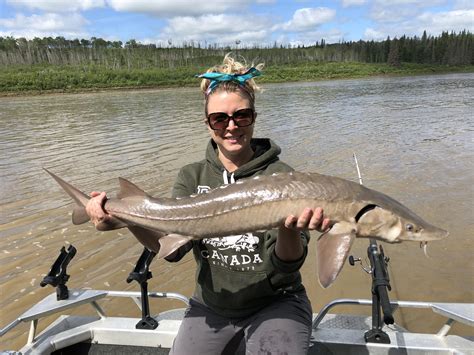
[207,109,254,130]
[233,109,254,126]
[208,113,229,130]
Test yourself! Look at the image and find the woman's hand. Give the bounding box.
[276,207,331,261]
[85,191,110,228]
[283,207,331,233]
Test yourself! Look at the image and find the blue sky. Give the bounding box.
[0,1,472,46]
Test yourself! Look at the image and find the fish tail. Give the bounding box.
[44,168,91,225]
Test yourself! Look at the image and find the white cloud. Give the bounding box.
[370,7,419,23]
[417,10,474,33]
[164,14,267,36]
[454,0,474,10]
[369,0,446,23]
[160,14,269,45]
[280,7,336,32]
[5,0,259,15]
[273,27,345,47]
[6,0,105,12]
[364,8,473,41]
[289,28,346,46]
[342,0,367,7]
[0,12,88,32]
[364,27,386,41]
[106,0,251,17]
[220,30,268,45]
[0,12,90,39]
[0,28,90,39]
[2,0,469,46]
[373,0,442,5]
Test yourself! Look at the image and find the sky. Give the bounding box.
[0,0,473,47]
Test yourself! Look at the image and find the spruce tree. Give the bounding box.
[387,39,401,67]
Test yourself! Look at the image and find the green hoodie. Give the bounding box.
[170,138,310,318]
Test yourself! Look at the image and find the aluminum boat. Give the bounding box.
[1,244,472,355]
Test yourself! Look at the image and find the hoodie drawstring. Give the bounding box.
[222,170,235,184]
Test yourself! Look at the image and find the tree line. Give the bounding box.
[0,30,471,70]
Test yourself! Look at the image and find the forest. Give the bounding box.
[0,30,472,93]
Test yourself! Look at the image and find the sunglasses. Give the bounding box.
[207,108,255,130]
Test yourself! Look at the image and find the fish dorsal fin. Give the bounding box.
[317,221,357,288]
[117,177,151,199]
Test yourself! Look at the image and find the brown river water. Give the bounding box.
[1,73,473,349]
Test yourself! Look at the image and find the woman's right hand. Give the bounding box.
[86,191,110,228]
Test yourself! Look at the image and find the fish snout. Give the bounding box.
[397,224,448,242]
[422,227,449,241]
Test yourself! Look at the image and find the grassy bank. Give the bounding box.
[1,62,472,95]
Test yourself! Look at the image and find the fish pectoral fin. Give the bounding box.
[95,217,128,231]
[158,234,194,259]
[317,221,356,288]
[127,225,165,253]
[72,206,90,224]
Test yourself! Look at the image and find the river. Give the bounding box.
[1,73,473,349]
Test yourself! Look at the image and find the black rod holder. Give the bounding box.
[364,240,393,344]
[40,245,77,300]
[127,247,158,330]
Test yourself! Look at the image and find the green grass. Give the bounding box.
[261,62,474,82]
[0,62,472,95]
[0,65,204,93]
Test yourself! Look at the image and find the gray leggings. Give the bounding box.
[169,291,312,355]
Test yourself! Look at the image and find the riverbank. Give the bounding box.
[1,62,472,96]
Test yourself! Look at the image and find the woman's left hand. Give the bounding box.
[283,207,331,233]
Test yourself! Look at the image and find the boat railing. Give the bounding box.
[2,289,472,348]
[1,245,193,345]
[0,288,190,346]
[312,298,474,337]
[3,245,472,349]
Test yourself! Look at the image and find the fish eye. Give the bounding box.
[406,224,414,232]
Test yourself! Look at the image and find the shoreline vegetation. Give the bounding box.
[1,31,472,96]
[1,62,473,97]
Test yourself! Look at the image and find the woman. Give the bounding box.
[86,54,330,354]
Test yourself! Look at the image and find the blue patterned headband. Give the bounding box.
[196,67,261,96]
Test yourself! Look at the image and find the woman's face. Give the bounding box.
[206,90,256,159]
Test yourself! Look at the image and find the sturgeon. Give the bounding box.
[45,168,448,288]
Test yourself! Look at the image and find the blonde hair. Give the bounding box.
[200,53,264,113]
